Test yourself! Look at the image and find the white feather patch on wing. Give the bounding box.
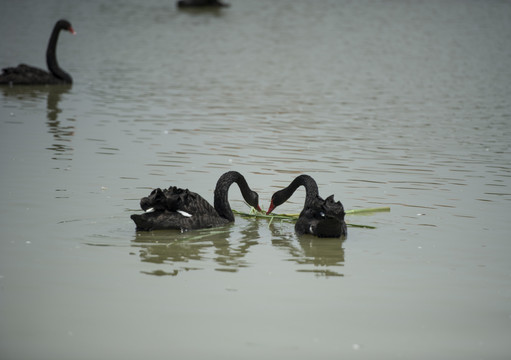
[177,210,192,218]
[145,207,155,213]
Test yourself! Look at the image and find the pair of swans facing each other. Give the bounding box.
[131,172,347,238]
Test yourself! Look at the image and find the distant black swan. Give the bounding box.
[0,19,75,85]
[131,171,261,231]
[266,175,347,238]
[177,0,229,7]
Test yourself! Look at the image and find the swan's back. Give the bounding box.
[0,64,66,85]
[139,186,216,214]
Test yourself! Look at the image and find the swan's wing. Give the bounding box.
[295,195,347,237]
[322,195,345,219]
[140,188,167,211]
[295,211,346,238]
[0,64,55,85]
[164,187,216,215]
[1,64,48,76]
[139,186,215,215]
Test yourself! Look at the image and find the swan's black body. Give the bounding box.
[131,171,260,231]
[267,175,347,238]
[177,0,229,7]
[0,20,75,85]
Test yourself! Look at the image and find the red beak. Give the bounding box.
[266,201,275,215]
[69,27,76,35]
[255,205,262,212]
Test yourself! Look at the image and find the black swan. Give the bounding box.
[266,175,347,238]
[177,0,229,7]
[0,19,75,85]
[131,171,261,231]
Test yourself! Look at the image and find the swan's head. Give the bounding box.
[57,19,76,35]
[246,190,262,212]
[266,188,287,215]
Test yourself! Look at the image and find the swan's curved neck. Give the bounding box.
[277,174,319,207]
[46,24,72,83]
[213,171,253,222]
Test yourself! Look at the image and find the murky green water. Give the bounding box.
[1,0,511,359]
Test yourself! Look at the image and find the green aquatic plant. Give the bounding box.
[233,206,390,229]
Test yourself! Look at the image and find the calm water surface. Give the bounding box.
[1,0,511,359]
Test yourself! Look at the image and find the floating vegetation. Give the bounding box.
[233,206,390,229]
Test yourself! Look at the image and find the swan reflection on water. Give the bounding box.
[269,223,346,278]
[45,85,75,161]
[1,84,75,163]
[132,219,345,277]
[132,221,258,276]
